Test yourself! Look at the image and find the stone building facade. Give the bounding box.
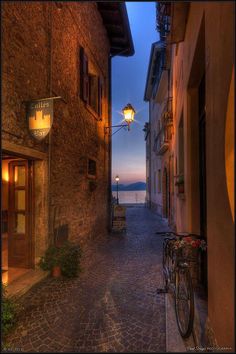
[2,2,133,284]
[145,1,234,350]
[144,41,175,226]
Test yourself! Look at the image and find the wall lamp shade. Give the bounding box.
[122,103,136,124]
[115,176,120,182]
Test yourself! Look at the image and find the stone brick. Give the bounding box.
[2,2,111,260]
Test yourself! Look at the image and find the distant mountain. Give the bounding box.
[111,182,146,191]
[111,184,126,191]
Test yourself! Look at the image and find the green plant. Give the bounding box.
[39,241,82,277]
[2,285,18,335]
[60,242,82,277]
[39,245,63,271]
[175,175,184,185]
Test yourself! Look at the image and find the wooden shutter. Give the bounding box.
[80,47,89,102]
[98,77,103,118]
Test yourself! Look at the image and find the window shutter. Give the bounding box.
[98,77,103,118]
[80,47,89,102]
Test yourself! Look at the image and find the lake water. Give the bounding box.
[112,190,146,204]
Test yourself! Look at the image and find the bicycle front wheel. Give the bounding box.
[175,266,194,338]
[163,240,172,290]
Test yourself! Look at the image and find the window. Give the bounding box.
[158,169,161,193]
[88,74,98,112]
[80,47,103,118]
[80,47,89,102]
[87,158,97,178]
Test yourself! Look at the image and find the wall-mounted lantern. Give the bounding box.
[122,103,136,129]
[105,103,136,136]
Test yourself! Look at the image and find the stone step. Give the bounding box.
[6,269,49,299]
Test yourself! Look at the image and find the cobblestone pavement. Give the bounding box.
[4,206,170,353]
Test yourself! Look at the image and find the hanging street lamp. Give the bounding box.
[122,103,136,130]
[105,103,136,136]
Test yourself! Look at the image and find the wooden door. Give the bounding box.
[8,160,32,268]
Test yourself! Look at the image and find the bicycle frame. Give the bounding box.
[163,238,189,293]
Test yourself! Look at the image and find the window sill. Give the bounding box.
[87,174,97,180]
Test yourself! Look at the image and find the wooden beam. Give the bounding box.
[2,140,48,160]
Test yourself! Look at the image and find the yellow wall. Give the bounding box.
[225,68,234,222]
[172,2,235,349]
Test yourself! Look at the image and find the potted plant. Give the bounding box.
[39,241,82,278]
[175,175,184,194]
[39,245,63,277]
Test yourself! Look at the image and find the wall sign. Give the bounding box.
[112,205,126,233]
[27,99,53,141]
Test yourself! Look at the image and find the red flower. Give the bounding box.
[191,240,198,248]
[195,239,201,247]
[184,237,192,243]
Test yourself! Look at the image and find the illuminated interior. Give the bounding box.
[2,155,29,285]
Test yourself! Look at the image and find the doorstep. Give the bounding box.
[6,269,49,299]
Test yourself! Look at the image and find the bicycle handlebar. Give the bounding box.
[156,231,204,240]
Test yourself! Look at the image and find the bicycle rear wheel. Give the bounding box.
[175,266,194,338]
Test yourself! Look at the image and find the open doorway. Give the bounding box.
[2,154,34,285]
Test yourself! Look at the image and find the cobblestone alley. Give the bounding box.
[4,206,170,353]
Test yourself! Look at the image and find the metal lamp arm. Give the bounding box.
[104,123,130,136]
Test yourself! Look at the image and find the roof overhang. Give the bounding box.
[168,2,189,44]
[97,2,134,57]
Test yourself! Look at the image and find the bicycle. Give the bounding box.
[156,231,206,338]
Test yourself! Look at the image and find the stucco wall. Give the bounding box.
[172,2,235,349]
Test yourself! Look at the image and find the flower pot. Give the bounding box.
[51,265,61,277]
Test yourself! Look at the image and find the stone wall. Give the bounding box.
[2,2,111,255]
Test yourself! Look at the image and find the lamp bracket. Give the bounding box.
[104,123,130,136]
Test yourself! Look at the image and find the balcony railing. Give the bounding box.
[161,97,173,125]
[153,97,173,155]
[156,2,171,41]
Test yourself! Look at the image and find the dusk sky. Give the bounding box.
[111,2,158,185]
